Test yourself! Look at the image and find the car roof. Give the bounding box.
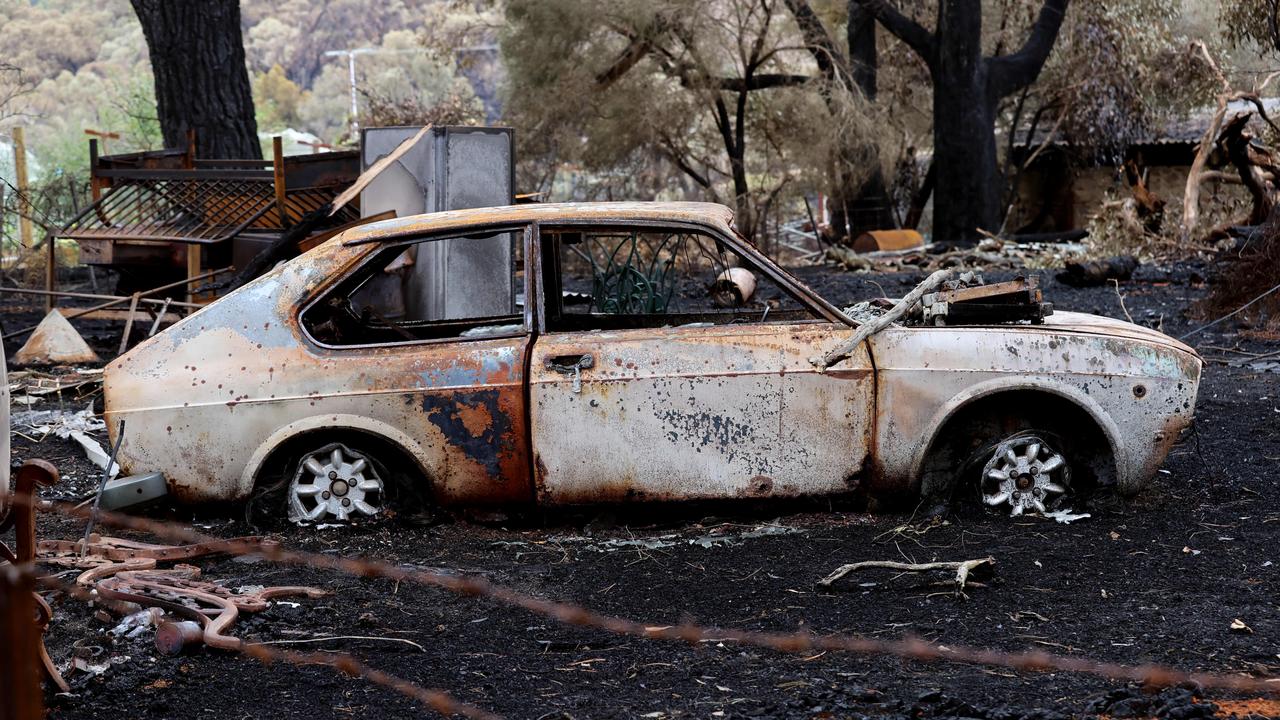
[341,201,737,245]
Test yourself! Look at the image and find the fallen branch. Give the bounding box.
[1110,279,1134,324]
[812,268,954,369]
[256,635,426,652]
[818,557,995,596]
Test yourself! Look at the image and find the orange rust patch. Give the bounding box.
[455,401,494,437]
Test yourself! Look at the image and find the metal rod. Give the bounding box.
[80,418,125,558]
[1,266,230,341]
[118,293,140,356]
[148,297,173,336]
[0,286,201,309]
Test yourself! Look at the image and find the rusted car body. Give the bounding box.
[102,202,1201,519]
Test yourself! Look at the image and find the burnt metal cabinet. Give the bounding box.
[360,126,515,322]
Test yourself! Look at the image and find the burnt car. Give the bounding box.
[102,202,1201,522]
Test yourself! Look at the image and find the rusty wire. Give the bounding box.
[25,498,1280,697]
[21,564,499,720]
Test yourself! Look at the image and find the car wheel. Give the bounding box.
[286,442,386,523]
[977,432,1072,516]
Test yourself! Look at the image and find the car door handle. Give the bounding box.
[545,354,594,393]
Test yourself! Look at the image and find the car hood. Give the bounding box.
[1032,311,1197,356]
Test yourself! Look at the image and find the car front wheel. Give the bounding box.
[977,432,1072,516]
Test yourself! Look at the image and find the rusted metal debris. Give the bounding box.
[920,274,1053,326]
[0,564,44,720]
[38,533,327,656]
[0,460,70,693]
[851,229,925,253]
[101,201,1201,521]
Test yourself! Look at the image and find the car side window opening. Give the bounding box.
[543,226,819,332]
[303,229,525,346]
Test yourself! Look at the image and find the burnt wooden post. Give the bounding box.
[273,136,289,227]
[0,564,43,720]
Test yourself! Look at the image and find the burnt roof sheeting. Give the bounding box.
[1012,97,1280,151]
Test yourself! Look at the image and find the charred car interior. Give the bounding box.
[304,224,819,348]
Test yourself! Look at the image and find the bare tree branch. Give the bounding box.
[595,35,656,89]
[781,0,849,85]
[988,0,1071,96]
[854,0,936,67]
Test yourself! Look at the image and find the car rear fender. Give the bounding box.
[239,413,435,500]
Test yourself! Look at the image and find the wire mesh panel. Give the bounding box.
[61,179,360,245]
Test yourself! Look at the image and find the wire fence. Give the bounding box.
[6,493,1280,719]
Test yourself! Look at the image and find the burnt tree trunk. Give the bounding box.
[713,91,754,238]
[932,3,999,245]
[842,4,894,235]
[858,0,1069,246]
[783,0,894,239]
[131,0,260,159]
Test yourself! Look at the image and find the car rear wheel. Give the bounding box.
[287,442,386,523]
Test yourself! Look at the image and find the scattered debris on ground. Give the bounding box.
[1057,255,1140,287]
[8,367,102,408]
[825,238,1084,274]
[39,534,328,657]
[12,405,117,479]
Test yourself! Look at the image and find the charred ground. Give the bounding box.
[16,262,1280,719]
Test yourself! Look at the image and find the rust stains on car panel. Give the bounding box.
[421,389,517,481]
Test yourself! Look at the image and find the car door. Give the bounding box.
[527,223,874,504]
[293,224,535,506]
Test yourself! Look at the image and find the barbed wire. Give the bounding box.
[22,564,500,720]
[24,497,1280,698]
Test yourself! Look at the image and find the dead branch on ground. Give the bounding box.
[818,557,995,597]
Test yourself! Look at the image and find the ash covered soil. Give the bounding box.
[15,262,1280,719]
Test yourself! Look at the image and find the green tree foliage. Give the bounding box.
[1221,0,1280,52]
[241,0,441,87]
[299,29,485,144]
[0,0,158,240]
[502,0,877,239]
[254,64,308,132]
